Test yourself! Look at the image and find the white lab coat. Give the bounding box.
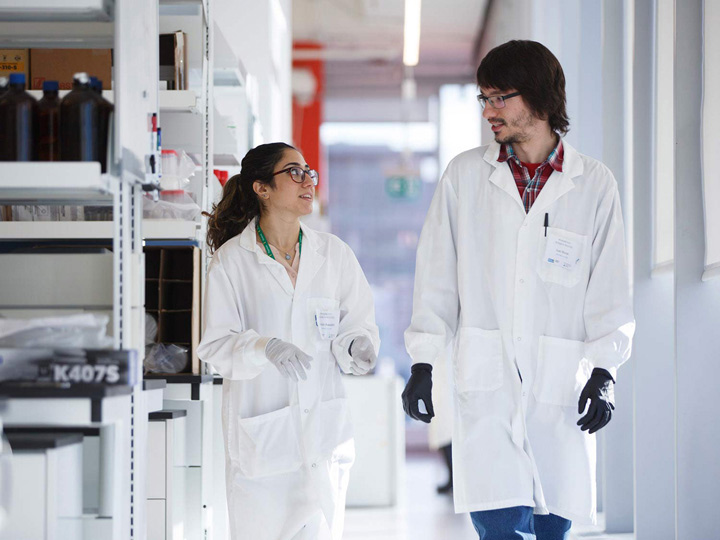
[197,221,379,540]
[405,140,635,524]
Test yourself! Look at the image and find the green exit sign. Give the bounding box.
[385,176,421,199]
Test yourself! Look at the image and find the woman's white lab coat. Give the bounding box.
[405,140,635,524]
[198,221,379,540]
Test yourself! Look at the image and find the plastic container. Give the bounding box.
[214,169,229,187]
[60,72,104,169]
[159,189,189,204]
[0,73,38,161]
[160,148,195,190]
[38,80,60,161]
[0,76,8,99]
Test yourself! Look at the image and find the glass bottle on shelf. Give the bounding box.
[90,76,114,173]
[0,73,38,161]
[38,80,60,161]
[60,72,103,170]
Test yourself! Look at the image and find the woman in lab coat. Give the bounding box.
[197,142,380,540]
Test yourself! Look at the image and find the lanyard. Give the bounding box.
[256,222,302,261]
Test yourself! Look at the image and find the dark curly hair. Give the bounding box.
[476,40,570,135]
[204,142,296,253]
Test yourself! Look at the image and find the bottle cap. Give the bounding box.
[9,73,25,84]
[73,72,90,85]
[43,80,59,92]
[0,76,8,87]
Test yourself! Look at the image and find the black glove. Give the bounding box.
[401,363,435,423]
[577,368,615,434]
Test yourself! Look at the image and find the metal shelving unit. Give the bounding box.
[0,1,159,539]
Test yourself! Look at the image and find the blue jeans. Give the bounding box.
[470,506,572,540]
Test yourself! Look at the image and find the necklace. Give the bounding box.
[257,223,303,262]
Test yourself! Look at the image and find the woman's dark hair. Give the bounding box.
[476,40,570,135]
[205,142,296,253]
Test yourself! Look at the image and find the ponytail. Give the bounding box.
[204,142,295,253]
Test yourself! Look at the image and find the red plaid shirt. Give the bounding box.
[498,139,564,213]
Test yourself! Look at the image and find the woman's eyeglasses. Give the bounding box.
[272,166,319,186]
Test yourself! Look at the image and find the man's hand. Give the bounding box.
[401,363,435,423]
[577,368,615,434]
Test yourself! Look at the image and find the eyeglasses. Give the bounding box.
[476,91,521,110]
[272,166,319,186]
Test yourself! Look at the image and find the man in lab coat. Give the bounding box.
[402,40,635,540]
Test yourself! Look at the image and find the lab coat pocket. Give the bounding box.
[229,405,303,478]
[305,397,354,463]
[533,336,592,407]
[536,227,588,288]
[455,327,504,393]
[307,297,341,352]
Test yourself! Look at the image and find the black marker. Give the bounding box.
[544,213,549,237]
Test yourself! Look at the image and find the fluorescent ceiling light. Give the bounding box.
[403,0,421,67]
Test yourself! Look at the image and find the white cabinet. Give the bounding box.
[344,375,406,507]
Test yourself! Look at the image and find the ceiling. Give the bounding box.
[292,0,489,99]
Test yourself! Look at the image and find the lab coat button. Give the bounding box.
[519,279,525,284]
[517,337,522,342]
[311,463,317,468]
[304,409,309,413]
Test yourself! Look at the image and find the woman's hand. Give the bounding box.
[265,338,313,381]
[348,336,377,375]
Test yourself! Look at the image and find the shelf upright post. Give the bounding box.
[114,0,161,538]
[200,0,214,375]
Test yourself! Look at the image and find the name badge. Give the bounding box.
[315,309,339,340]
[544,233,582,271]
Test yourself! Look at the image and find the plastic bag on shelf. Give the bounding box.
[144,343,189,374]
[0,313,112,348]
[142,190,201,220]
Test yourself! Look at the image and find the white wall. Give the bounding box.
[213,0,293,143]
[675,1,720,538]
[632,2,676,539]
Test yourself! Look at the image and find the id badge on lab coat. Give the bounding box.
[543,233,581,271]
[315,309,339,340]
[537,227,587,287]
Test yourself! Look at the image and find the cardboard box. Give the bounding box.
[29,48,112,90]
[159,31,187,90]
[0,49,29,79]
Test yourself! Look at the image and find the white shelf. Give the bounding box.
[0,219,199,240]
[28,89,114,101]
[213,68,244,88]
[0,162,112,204]
[0,0,113,22]
[159,90,199,113]
[27,90,198,114]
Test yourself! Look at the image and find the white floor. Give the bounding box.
[344,453,634,540]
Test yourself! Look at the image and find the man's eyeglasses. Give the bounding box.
[272,166,319,186]
[476,91,521,110]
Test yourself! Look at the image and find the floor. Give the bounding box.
[343,453,634,540]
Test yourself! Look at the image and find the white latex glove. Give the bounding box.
[348,335,377,375]
[265,338,313,381]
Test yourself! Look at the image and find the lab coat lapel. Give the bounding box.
[483,142,528,213]
[525,141,584,220]
[239,223,295,296]
[294,223,325,297]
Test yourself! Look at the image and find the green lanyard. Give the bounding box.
[256,222,302,261]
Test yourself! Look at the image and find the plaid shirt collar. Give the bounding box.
[497,138,565,172]
[496,137,565,213]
